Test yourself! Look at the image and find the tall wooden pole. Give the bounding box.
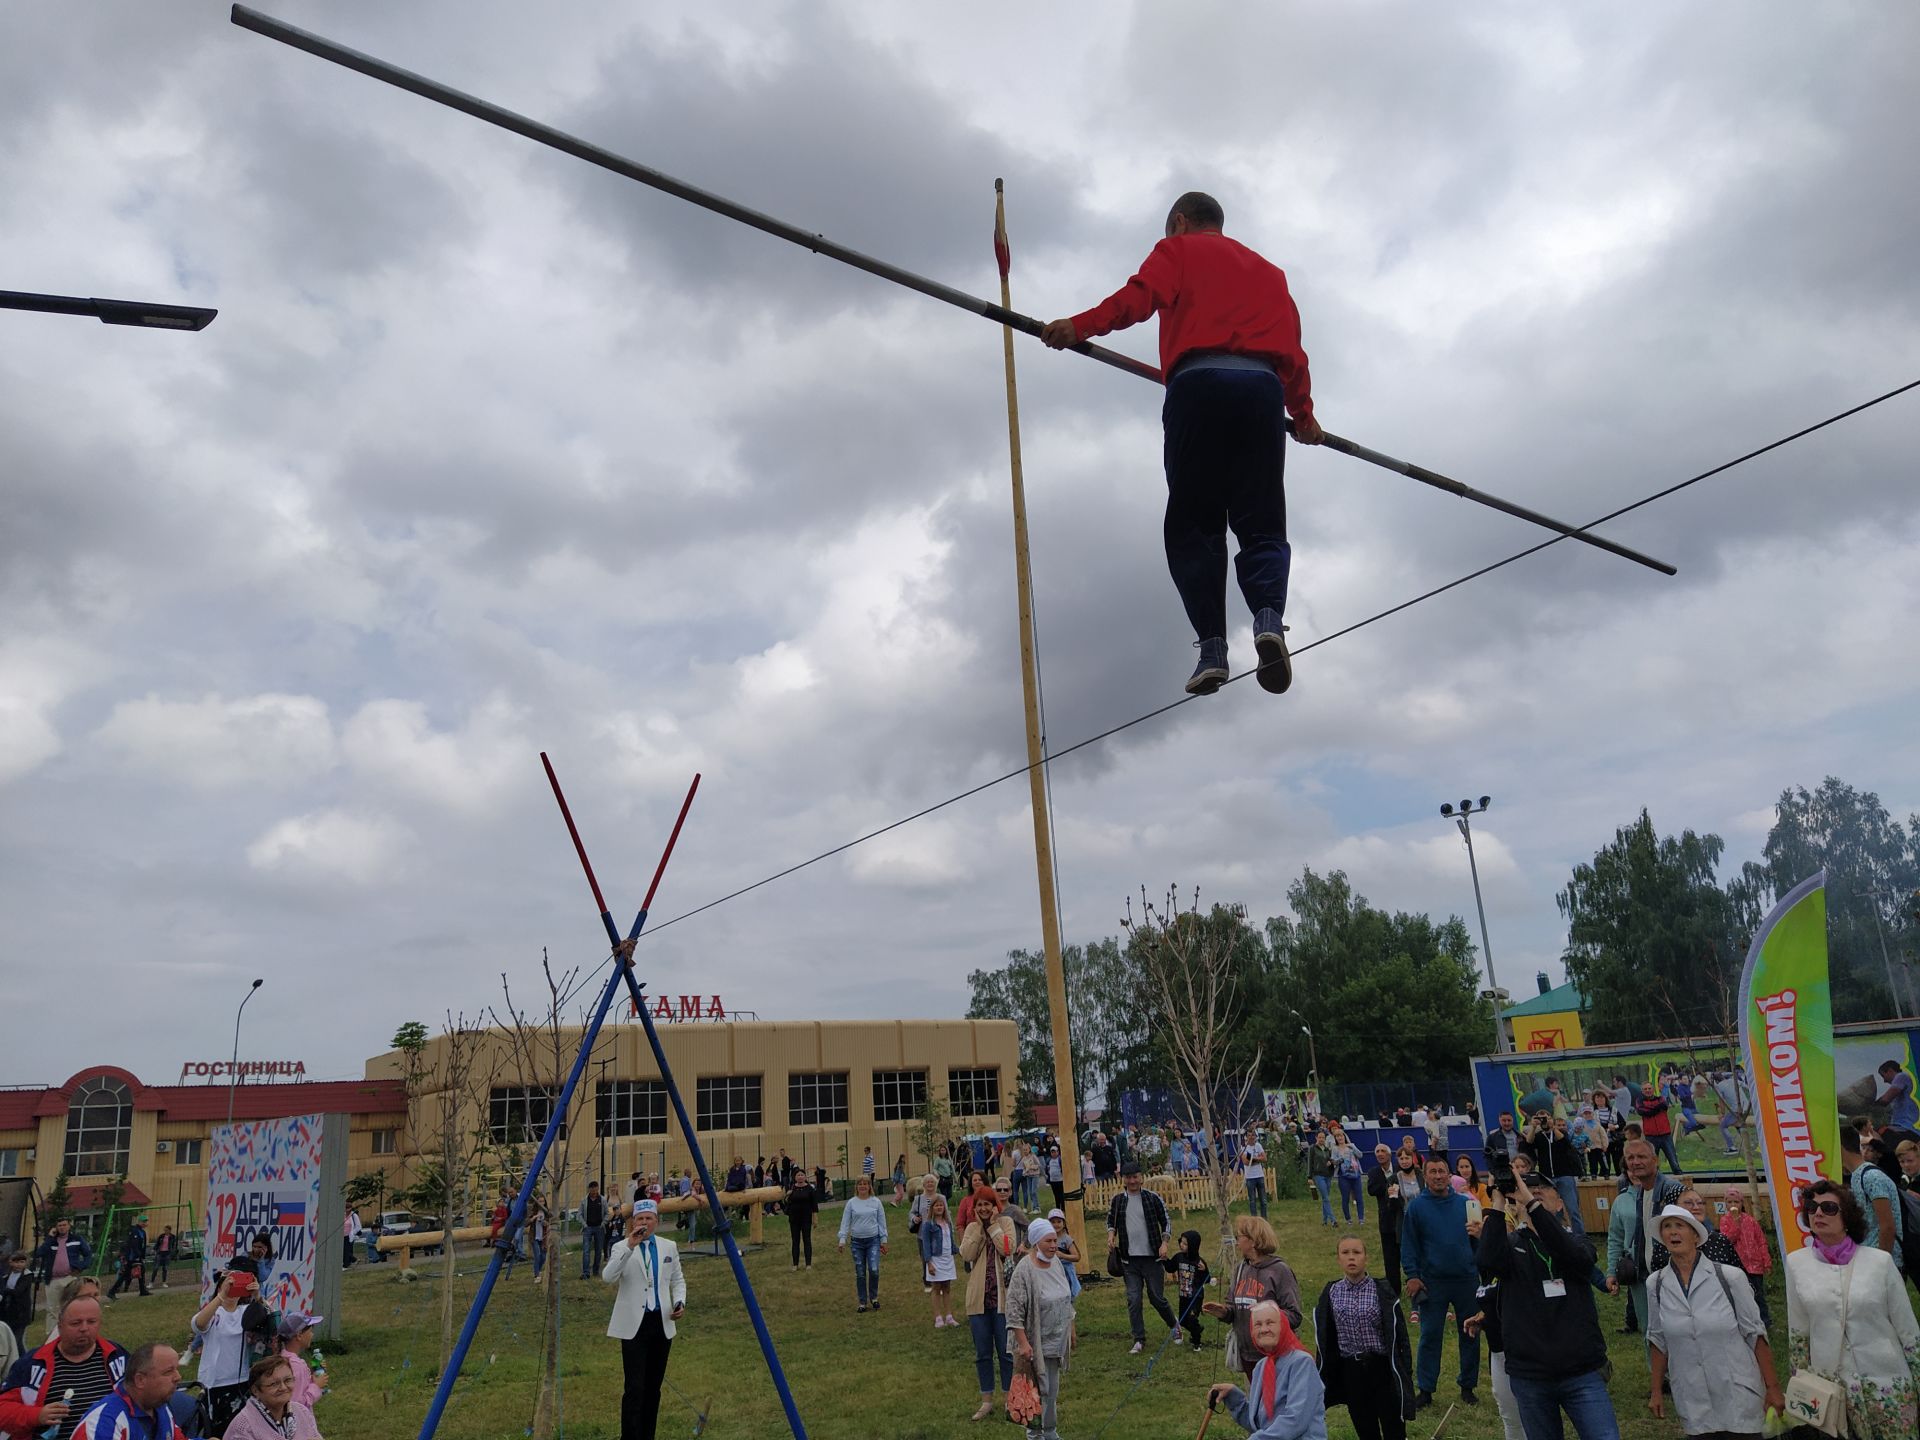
[994,180,1086,1259]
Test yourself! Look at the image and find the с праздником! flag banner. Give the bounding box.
[1737,871,1838,1258]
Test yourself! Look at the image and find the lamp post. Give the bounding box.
[226,978,265,1128]
[1440,796,1508,1053]
[1866,888,1918,1017]
[0,288,217,331]
[1299,1024,1319,1087]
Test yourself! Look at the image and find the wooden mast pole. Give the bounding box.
[994,179,1087,1259]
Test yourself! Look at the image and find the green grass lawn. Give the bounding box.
[93,1196,1792,1439]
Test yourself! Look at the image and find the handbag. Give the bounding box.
[1783,1258,1853,1437]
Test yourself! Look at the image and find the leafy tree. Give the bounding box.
[1124,888,1264,1270]
[1260,869,1494,1081]
[1009,1089,1039,1134]
[342,1168,387,1216]
[1762,778,1920,1018]
[41,1172,72,1231]
[1558,811,1745,1041]
[909,1096,961,1170]
[965,939,1149,1120]
[96,1174,128,1260]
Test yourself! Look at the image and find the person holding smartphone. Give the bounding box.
[603,1200,685,1440]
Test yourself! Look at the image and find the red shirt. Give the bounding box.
[1071,231,1315,422]
[1633,1094,1672,1137]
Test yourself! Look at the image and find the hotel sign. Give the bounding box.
[179,1059,309,1083]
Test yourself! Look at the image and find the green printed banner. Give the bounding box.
[1736,870,1838,1257]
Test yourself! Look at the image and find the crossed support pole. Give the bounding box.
[410,759,807,1440]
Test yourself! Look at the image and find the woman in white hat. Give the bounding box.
[1004,1217,1077,1440]
[1645,1203,1783,1439]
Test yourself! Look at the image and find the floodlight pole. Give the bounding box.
[1441,798,1507,1054]
[226,3,1677,578]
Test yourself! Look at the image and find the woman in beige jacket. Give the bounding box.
[960,1190,1021,1421]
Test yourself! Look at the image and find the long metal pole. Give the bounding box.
[542,759,810,1440]
[1865,895,1915,1017]
[1459,816,1509,1053]
[227,3,1676,578]
[995,181,1086,1257]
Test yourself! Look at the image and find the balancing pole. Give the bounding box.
[542,758,811,1440]
[994,179,1087,1257]
[227,4,1676,578]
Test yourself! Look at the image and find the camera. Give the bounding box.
[1489,1151,1518,1196]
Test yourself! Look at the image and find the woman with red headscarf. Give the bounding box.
[1208,1299,1328,1439]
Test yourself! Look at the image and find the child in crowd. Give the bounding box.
[919,1194,957,1328]
[1312,1235,1413,1440]
[1047,1210,1082,1299]
[1165,1229,1211,1346]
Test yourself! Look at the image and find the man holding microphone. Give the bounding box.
[603,1199,685,1440]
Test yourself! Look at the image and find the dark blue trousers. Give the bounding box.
[1161,367,1291,642]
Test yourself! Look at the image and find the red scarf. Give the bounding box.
[1253,1311,1309,1420]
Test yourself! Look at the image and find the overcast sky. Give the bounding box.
[4,2,1916,1088]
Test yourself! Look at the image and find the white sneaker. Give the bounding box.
[1129,1340,1144,1355]
[1171,1330,1183,1346]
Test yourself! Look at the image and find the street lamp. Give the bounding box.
[0,288,217,331]
[1866,888,1919,1017]
[1439,796,1507,1053]
[226,978,265,1128]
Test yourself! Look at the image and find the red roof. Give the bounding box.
[0,1068,405,1131]
[0,1091,42,1130]
[65,1182,152,1212]
[140,1079,405,1122]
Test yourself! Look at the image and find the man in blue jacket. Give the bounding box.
[1400,1155,1480,1408]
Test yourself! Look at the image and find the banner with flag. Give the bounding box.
[1737,870,1838,1258]
[203,1113,325,1312]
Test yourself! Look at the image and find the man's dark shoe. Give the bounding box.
[1415,1392,1433,1410]
[1185,638,1229,696]
[1253,609,1292,694]
[1460,1389,1478,1406]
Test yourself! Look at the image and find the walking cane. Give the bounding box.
[1194,1400,1216,1440]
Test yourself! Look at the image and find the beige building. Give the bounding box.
[367,1016,1021,1206]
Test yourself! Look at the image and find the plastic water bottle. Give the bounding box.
[38,1387,74,1440]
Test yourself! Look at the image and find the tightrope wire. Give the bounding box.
[636,378,1918,942]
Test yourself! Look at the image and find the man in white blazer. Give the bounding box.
[603,1198,685,1440]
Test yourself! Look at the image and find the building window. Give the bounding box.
[488,1087,564,1145]
[948,1067,1001,1119]
[369,1130,397,1156]
[174,1139,205,1166]
[788,1072,849,1127]
[0,1150,18,1178]
[695,1076,762,1131]
[64,1075,133,1178]
[872,1069,928,1122]
[597,1080,668,1138]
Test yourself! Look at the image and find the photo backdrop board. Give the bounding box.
[203,1113,344,1325]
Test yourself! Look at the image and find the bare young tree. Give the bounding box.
[1124,886,1264,1274]
[489,950,586,1440]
